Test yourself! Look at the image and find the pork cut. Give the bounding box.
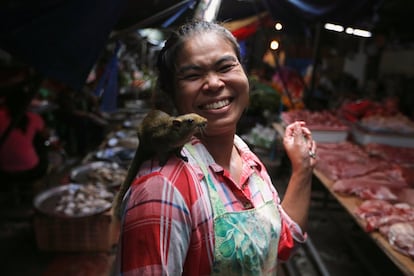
[332,168,408,200]
[355,199,414,232]
[380,222,414,259]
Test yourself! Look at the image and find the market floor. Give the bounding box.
[0,155,407,276]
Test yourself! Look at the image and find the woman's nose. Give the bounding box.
[202,72,224,91]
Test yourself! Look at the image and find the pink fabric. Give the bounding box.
[0,109,45,172]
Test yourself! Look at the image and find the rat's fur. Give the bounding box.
[112,109,207,220]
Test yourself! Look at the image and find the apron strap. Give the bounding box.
[184,144,227,216]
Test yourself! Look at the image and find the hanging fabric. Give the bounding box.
[162,0,197,27]
[94,42,121,113]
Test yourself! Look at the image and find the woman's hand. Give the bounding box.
[281,121,317,231]
[283,121,317,172]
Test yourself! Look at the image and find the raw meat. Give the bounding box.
[332,168,408,200]
[315,142,387,181]
[355,199,414,232]
[364,143,414,166]
[382,222,414,259]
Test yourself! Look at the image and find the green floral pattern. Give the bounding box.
[211,202,280,275]
[184,144,281,275]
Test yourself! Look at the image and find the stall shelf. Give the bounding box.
[273,122,414,276]
[313,169,414,276]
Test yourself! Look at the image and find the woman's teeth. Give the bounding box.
[203,99,230,110]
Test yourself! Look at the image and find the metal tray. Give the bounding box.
[95,147,125,160]
[33,184,112,218]
[94,147,135,166]
[70,161,127,188]
[115,129,137,139]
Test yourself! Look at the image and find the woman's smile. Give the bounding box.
[199,98,232,110]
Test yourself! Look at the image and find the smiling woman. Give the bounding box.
[173,32,249,135]
[113,20,317,276]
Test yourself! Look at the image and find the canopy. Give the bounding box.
[0,0,383,90]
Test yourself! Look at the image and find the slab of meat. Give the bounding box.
[281,110,349,131]
[332,168,408,200]
[401,165,414,187]
[364,143,414,166]
[380,222,414,259]
[355,199,414,232]
[315,142,388,181]
[395,188,414,206]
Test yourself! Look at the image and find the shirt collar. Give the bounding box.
[187,135,264,175]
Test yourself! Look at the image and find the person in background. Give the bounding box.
[54,84,107,156]
[0,81,50,206]
[115,20,317,275]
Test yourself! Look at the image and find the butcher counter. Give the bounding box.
[272,122,414,276]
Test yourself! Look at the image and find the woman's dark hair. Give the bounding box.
[155,20,241,104]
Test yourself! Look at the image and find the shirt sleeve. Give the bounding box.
[279,207,307,243]
[278,207,307,261]
[121,173,192,275]
[277,207,308,261]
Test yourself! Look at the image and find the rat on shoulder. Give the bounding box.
[112,109,207,220]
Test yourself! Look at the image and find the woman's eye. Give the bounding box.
[181,73,201,81]
[219,64,236,73]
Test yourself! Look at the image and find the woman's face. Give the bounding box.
[173,32,249,136]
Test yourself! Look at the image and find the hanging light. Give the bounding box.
[270,40,279,50]
[324,22,372,38]
[324,23,344,32]
[346,27,372,38]
[274,22,283,31]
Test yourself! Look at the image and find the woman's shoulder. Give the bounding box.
[134,156,204,202]
[131,156,203,206]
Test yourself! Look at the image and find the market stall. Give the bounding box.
[1,0,413,275]
[274,105,414,275]
[31,98,151,253]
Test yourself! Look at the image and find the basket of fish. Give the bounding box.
[33,183,114,218]
[33,183,116,252]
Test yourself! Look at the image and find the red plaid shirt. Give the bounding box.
[119,136,306,275]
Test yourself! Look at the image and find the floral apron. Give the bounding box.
[185,144,282,276]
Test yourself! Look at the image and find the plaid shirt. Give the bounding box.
[119,135,306,275]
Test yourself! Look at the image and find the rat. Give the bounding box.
[112,109,207,220]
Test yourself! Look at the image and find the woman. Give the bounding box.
[116,20,317,275]
[0,85,50,205]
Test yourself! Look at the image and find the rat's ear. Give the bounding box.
[172,119,182,129]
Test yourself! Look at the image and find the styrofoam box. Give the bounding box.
[311,129,349,143]
[351,125,414,148]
